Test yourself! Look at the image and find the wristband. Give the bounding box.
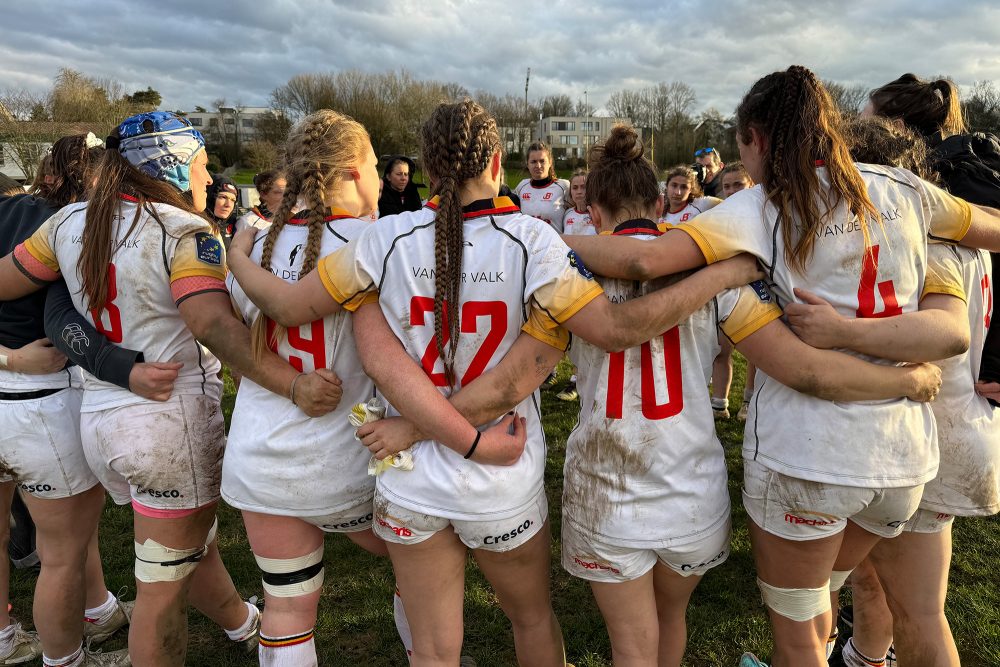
[289,372,306,405]
[464,431,481,460]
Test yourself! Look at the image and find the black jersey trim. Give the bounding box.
[376,218,436,295]
[487,216,530,322]
[857,168,918,192]
[324,221,350,244]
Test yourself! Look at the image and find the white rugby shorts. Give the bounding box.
[0,387,99,499]
[561,515,731,582]
[373,486,548,552]
[81,394,225,513]
[742,458,924,540]
[903,507,955,534]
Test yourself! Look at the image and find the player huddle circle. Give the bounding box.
[0,65,996,667]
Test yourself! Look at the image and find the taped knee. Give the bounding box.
[757,577,831,622]
[254,546,325,598]
[135,538,207,583]
[829,569,853,593]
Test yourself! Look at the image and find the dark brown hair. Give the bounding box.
[721,161,752,183]
[736,65,878,272]
[421,100,501,385]
[80,149,201,312]
[663,164,704,204]
[28,154,54,199]
[0,174,23,197]
[846,116,934,180]
[869,74,966,138]
[525,140,557,181]
[586,124,659,221]
[252,169,284,194]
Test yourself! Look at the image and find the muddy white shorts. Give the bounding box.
[561,515,731,582]
[742,458,924,540]
[903,507,955,534]
[0,387,99,499]
[299,499,376,534]
[372,487,548,552]
[81,394,225,514]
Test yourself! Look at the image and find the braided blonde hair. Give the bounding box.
[250,110,371,362]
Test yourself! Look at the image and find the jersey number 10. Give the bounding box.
[606,327,684,420]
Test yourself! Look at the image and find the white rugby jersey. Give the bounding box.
[920,243,999,515]
[659,196,721,226]
[318,196,603,521]
[515,178,571,232]
[14,197,227,411]
[235,207,271,234]
[563,208,597,236]
[563,220,782,547]
[224,209,377,515]
[678,164,973,487]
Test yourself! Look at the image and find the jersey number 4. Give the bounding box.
[90,263,124,343]
[856,245,902,318]
[606,327,684,420]
[410,296,507,387]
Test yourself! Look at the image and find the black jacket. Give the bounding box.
[0,195,58,349]
[378,156,424,218]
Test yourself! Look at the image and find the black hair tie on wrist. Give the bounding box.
[464,431,482,460]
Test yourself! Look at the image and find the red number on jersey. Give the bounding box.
[410,296,508,387]
[606,327,684,420]
[856,245,903,318]
[266,318,327,372]
[982,274,993,330]
[90,263,124,343]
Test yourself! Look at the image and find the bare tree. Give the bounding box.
[823,80,869,117]
[964,80,1000,135]
[540,94,573,117]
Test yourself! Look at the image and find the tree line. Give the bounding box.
[3,68,999,180]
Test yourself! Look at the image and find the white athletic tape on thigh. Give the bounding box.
[254,546,325,598]
[829,569,853,592]
[757,577,831,622]
[134,538,207,583]
[205,517,218,545]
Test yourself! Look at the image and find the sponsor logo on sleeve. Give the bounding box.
[749,280,771,303]
[195,232,223,266]
[567,250,594,280]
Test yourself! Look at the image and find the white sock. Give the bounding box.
[259,630,317,667]
[84,590,117,625]
[711,397,729,410]
[826,628,839,658]
[393,587,414,659]
[224,601,260,641]
[43,643,84,667]
[842,637,887,667]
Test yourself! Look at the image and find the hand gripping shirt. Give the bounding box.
[224,209,376,516]
[14,197,226,411]
[563,220,781,546]
[317,196,602,521]
[920,243,999,515]
[677,164,972,487]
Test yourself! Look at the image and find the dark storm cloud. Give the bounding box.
[2,0,997,115]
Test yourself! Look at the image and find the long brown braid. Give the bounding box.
[250,109,371,362]
[736,65,878,272]
[420,101,500,386]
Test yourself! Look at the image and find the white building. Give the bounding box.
[535,115,631,159]
[183,106,275,143]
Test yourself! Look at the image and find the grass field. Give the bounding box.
[9,358,998,666]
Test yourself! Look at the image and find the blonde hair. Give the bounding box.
[250,110,371,361]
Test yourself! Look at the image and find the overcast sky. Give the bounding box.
[3,0,999,116]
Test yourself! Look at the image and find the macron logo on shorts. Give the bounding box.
[571,556,621,575]
[784,511,837,527]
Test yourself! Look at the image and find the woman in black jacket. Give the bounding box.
[377,156,423,217]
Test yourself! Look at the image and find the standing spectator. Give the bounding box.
[377,156,422,217]
[694,147,725,197]
[206,175,240,247]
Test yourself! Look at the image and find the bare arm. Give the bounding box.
[177,291,343,417]
[351,302,532,465]
[737,319,940,402]
[0,339,66,374]
[0,255,44,301]
[563,228,706,281]
[564,254,763,352]
[225,229,341,327]
[959,204,1000,252]
[785,288,969,362]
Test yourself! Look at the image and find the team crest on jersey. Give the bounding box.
[195,232,223,266]
[567,250,594,280]
[749,280,771,303]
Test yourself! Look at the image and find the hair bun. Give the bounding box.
[600,125,644,163]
